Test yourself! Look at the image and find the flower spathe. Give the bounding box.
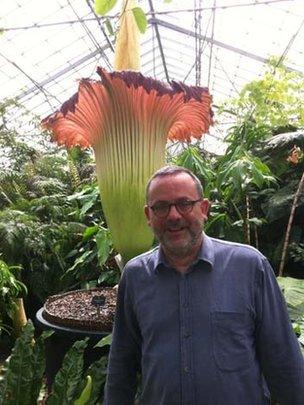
[114,0,140,71]
[42,68,213,262]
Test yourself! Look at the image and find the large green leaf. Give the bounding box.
[94,333,112,348]
[1,322,34,405]
[65,250,94,276]
[96,227,112,267]
[47,339,88,405]
[74,375,92,405]
[132,7,148,34]
[0,323,53,404]
[277,277,304,321]
[94,0,118,15]
[29,331,49,404]
[85,356,108,405]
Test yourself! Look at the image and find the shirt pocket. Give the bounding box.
[211,311,254,372]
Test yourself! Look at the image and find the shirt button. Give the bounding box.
[183,302,188,308]
[183,332,191,338]
[184,366,190,373]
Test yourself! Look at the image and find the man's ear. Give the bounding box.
[144,205,151,226]
[200,198,210,220]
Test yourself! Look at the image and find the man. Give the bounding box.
[104,166,304,405]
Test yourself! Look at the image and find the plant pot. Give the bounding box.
[35,287,117,390]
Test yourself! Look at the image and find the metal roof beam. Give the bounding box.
[149,17,303,74]
[17,44,110,100]
[85,0,115,53]
[148,0,170,83]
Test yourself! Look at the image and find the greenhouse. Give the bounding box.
[0,0,304,403]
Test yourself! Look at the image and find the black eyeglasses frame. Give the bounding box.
[148,198,202,218]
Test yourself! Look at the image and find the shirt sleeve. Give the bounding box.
[255,257,304,405]
[103,267,142,405]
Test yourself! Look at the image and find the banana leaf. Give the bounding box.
[277,276,304,321]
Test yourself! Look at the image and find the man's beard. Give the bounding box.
[154,219,202,257]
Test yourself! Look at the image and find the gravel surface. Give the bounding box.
[43,288,117,331]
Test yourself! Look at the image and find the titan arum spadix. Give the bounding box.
[42,0,213,263]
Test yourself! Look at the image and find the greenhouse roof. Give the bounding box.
[1,0,304,153]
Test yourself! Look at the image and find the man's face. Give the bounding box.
[145,173,209,257]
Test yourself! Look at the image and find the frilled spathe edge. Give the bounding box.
[42,68,213,148]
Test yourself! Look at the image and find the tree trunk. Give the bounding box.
[254,225,259,250]
[245,195,251,245]
[279,170,304,277]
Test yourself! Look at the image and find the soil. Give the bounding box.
[43,287,117,332]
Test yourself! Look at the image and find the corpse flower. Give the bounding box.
[42,1,213,263]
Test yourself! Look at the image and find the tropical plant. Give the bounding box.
[0,322,46,404]
[0,134,119,304]
[254,131,304,274]
[171,143,216,199]
[277,277,304,354]
[0,259,27,336]
[213,59,304,272]
[94,0,172,36]
[220,57,304,131]
[0,321,110,404]
[42,0,213,264]
[275,143,304,276]
[289,243,304,265]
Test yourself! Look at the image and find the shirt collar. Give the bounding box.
[153,232,215,273]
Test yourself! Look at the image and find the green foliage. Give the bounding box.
[132,7,148,33]
[0,259,26,332]
[289,243,304,265]
[94,0,118,15]
[221,57,304,130]
[0,323,109,404]
[74,375,92,405]
[84,356,108,404]
[0,156,116,302]
[277,277,304,321]
[211,58,304,260]
[47,340,88,405]
[29,330,48,404]
[96,227,112,267]
[0,322,46,405]
[34,154,70,183]
[172,142,277,244]
[0,209,42,260]
[0,99,118,311]
[94,333,112,348]
[172,144,216,198]
[262,180,304,222]
[277,277,304,354]
[217,149,276,202]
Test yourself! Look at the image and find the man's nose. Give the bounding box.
[167,204,182,219]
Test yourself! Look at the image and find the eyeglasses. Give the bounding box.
[148,199,202,218]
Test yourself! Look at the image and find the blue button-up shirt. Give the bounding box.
[104,235,304,405]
